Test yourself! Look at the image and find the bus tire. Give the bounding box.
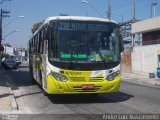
[88,94,99,97]
[42,89,48,96]
[30,67,36,85]
[32,78,36,85]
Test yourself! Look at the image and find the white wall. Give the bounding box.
[3,46,14,55]
[132,44,160,75]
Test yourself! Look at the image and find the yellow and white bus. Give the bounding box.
[28,16,123,95]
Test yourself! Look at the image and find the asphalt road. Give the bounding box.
[5,63,160,120]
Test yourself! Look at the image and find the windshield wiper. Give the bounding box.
[96,50,108,66]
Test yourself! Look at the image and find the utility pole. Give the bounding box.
[107,0,111,20]
[0,0,11,45]
[0,10,2,45]
[0,9,10,44]
[0,0,11,61]
[132,0,136,22]
[131,0,136,47]
[151,0,153,18]
[0,9,10,53]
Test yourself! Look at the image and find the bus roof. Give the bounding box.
[44,16,117,24]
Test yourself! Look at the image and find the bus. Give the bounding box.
[28,16,124,95]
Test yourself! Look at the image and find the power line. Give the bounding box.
[112,0,150,13]
[0,0,6,4]
[107,0,111,20]
[0,0,10,5]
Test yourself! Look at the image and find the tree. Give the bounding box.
[4,43,12,47]
[32,22,43,34]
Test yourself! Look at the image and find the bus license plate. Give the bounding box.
[82,84,94,89]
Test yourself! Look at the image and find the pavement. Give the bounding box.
[0,69,18,114]
[121,72,160,87]
[0,66,160,113]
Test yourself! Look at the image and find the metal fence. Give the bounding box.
[142,39,160,46]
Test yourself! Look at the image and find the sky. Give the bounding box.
[1,0,160,48]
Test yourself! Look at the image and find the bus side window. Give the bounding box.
[36,35,39,53]
[43,25,49,40]
[42,25,48,54]
[49,23,56,58]
[40,30,43,54]
[33,38,36,53]
[34,35,38,53]
[38,32,41,53]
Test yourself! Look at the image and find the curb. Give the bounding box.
[121,73,160,88]
[9,88,18,111]
[0,70,18,112]
[9,88,18,110]
[4,72,19,111]
[154,78,160,86]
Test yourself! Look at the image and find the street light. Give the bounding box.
[2,30,19,40]
[81,0,105,18]
[152,2,157,17]
[151,1,157,18]
[3,16,24,29]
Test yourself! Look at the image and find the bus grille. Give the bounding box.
[70,77,86,81]
[90,77,104,81]
[73,86,102,92]
[69,77,104,81]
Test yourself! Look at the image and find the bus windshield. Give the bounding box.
[49,21,120,63]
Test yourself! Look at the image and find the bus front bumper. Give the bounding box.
[47,74,121,95]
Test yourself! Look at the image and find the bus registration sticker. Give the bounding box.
[82,84,94,89]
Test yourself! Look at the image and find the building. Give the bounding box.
[15,48,27,62]
[132,16,160,46]
[130,16,160,75]
[1,44,27,62]
[2,44,15,59]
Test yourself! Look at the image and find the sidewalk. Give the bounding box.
[121,72,160,87]
[0,69,17,113]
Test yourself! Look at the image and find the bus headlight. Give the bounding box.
[51,71,68,82]
[106,70,120,81]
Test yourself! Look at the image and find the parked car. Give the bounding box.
[3,59,17,70]
[15,60,21,66]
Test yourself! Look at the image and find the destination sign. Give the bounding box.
[57,22,110,31]
[61,53,87,59]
